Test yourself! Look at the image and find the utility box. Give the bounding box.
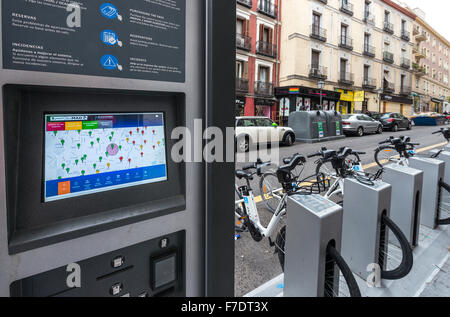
[383,164,423,248]
[0,0,235,297]
[284,194,343,297]
[409,157,445,229]
[341,179,392,280]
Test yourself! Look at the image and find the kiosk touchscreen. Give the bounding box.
[44,113,167,202]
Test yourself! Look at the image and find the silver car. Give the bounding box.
[342,114,383,137]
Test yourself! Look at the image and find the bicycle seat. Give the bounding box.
[322,150,337,161]
[283,154,306,165]
[235,170,252,180]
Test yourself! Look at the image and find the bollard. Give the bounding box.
[284,194,343,297]
[341,179,392,280]
[383,164,423,248]
[409,157,445,229]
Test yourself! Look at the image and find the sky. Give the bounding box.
[401,0,450,41]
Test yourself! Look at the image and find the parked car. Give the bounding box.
[342,114,383,137]
[235,117,296,152]
[377,113,412,132]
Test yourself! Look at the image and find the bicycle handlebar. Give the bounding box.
[307,152,322,158]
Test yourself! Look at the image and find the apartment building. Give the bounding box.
[277,0,416,118]
[236,0,282,122]
[407,8,450,114]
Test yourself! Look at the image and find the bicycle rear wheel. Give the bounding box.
[374,146,397,168]
[259,172,283,213]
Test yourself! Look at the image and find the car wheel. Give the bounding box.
[407,122,412,130]
[237,136,250,153]
[392,124,398,132]
[377,125,383,134]
[284,133,295,147]
[357,127,364,137]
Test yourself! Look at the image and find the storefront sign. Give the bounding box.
[354,91,365,102]
[337,89,354,102]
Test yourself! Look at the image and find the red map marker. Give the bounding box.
[119,156,124,162]
[141,152,144,157]
[132,141,136,145]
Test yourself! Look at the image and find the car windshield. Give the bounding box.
[380,114,391,119]
[371,114,381,120]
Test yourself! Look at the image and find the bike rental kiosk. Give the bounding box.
[0,0,235,297]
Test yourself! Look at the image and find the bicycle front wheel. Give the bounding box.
[259,172,283,213]
[374,146,396,168]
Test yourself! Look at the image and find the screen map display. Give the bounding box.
[44,113,167,202]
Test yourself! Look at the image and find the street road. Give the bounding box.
[234,124,450,297]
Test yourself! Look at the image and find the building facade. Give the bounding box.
[236,0,282,122]
[278,0,417,119]
[407,8,450,114]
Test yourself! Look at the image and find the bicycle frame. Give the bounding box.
[238,187,287,238]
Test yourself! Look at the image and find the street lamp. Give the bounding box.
[377,88,383,113]
[318,80,325,110]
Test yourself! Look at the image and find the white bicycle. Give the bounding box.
[310,147,373,203]
[235,155,329,269]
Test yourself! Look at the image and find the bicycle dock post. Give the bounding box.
[430,150,450,206]
[341,179,392,280]
[409,157,445,229]
[382,165,423,248]
[284,195,343,297]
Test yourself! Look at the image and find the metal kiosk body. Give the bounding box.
[284,194,343,297]
[0,0,235,297]
[341,179,392,280]
[409,157,445,229]
[382,164,423,248]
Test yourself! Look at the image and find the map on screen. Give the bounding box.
[44,113,167,202]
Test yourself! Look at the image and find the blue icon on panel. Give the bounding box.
[100,3,120,20]
[101,54,119,70]
[101,30,119,46]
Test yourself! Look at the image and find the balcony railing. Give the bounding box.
[400,57,410,69]
[237,0,252,8]
[236,78,249,93]
[383,51,394,64]
[383,82,395,93]
[310,24,327,42]
[414,28,427,42]
[400,86,412,96]
[317,0,328,3]
[340,1,354,16]
[401,29,410,42]
[412,63,426,76]
[255,81,274,96]
[339,35,353,50]
[309,64,328,80]
[363,11,375,24]
[363,44,376,57]
[338,72,354,85]
[384,21,394,34]
[362,77,377,90]
[236,33,252,51]
[256,41,277,58]
[258,1,278,18]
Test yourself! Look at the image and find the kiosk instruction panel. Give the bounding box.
[2,0,185,82]
[44,112,168,202]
